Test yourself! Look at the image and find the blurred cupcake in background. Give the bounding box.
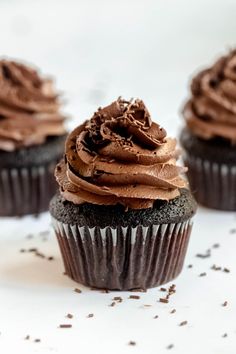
[180,49,236,210]
[50,98,197,290]
[0,59,67,216]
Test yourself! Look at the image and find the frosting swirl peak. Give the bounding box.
[0,59,66,151]
[183,49,236,142]
[56,98,187,209]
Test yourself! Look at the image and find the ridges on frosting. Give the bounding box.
[0,59,66,151]
[183,49,236,142]
[56,98,187,209]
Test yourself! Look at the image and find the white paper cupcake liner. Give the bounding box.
[52,217,193,290]
[184,153,236,210]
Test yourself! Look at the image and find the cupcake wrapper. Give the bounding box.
[0,161,58,216]
[184,153,236,211]
[52,217,193,290]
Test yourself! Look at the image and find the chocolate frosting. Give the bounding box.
[0,59,66,151]
[56,98,187,209]
[183,49,236,142]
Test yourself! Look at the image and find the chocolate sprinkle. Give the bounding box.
[159,298,169,304]
[179,321,188,326]
[223,268,230,273]
[222,333,228,338]
[34,338,41,342]
[222,301,228,307]
[87,314,94,318]
[167,344,174,350]
[153,315,159,319]
[24,335,30,340]
[170,309,176,314]
[66,313,73,319]
[212,243,220,248]
[74,288,82,293]
[196,250,211,259]
[129,295,140,300]
[59,324,72,328]
[199,272,207,277]
[128,341,136,346]
[113,296,123,302]
[160,287,167,292]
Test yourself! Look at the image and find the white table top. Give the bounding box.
[0,0,236,353]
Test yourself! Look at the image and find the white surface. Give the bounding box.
[0,210,236,354]
[0,0,236,353]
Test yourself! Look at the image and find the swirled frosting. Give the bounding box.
[183,49,236,142]
[0,59,66,151]
[56,98,187,209]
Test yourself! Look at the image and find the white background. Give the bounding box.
[0,0,236,353]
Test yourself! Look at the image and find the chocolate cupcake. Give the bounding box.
[0,59,67,216]
[50,98,196,290]
[181,50,236,210]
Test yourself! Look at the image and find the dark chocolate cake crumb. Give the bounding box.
[48,256,54,261]
[167,344,174,350]
[74,288,82,293]
[128,341,136,346]
[66,313,73,319]
[222,301,228,307]
[87,313,94,318]
[129,295,140,300]
[179,321,188,326]
[59,324,72,328]
[113,296,123,302]
[199,272,207,277]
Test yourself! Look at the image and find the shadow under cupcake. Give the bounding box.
[50,98,197,290]
[0,59,67,216]
[180,49,236,211]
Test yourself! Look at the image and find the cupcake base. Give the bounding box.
[180,128,236,211]
[50,189,196,290]
[0,135,66,216]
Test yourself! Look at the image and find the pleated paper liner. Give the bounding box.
[52,217,193,290]
[0,161,58,216]
[184,153,236,211]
